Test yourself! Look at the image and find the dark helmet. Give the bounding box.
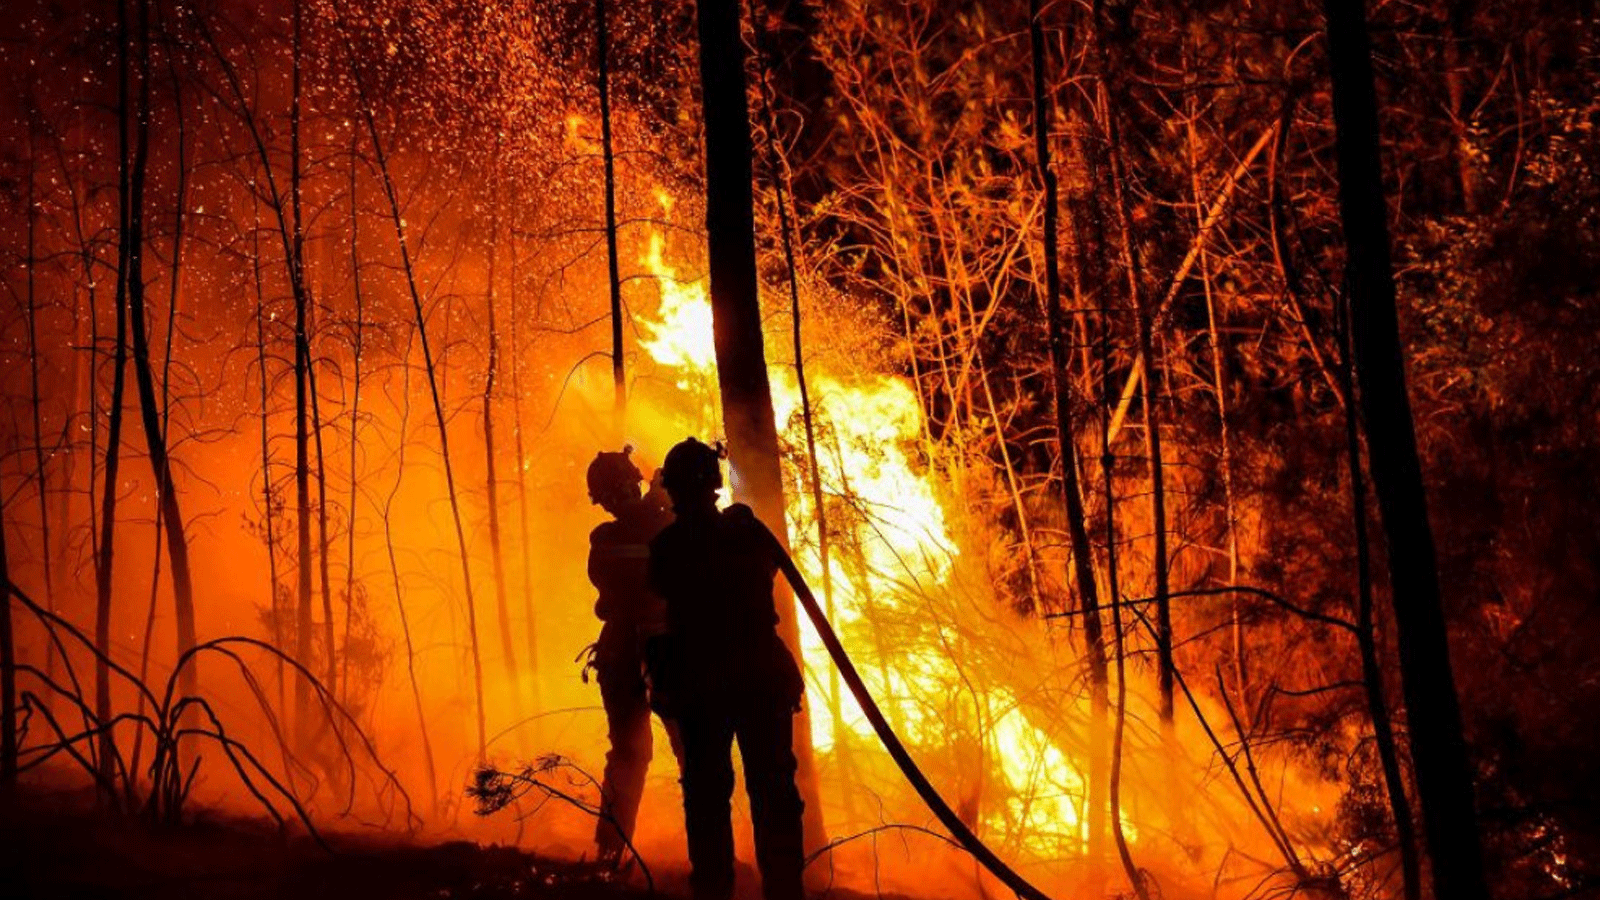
[587,446,644,506]
[660,437,725,500]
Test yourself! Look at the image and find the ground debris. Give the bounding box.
[0,791,647,900]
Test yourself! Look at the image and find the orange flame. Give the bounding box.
[632,218,1097,852]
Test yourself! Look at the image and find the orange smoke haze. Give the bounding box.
[1,107,1341,900]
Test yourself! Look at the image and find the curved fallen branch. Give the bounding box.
[469,755,654,893]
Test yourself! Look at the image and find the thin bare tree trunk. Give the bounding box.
[94,0,137,795]
[383,354,441,809]
[1096,267,1146,900]
[1183,81,1247,708]
[58,116,102,628]
[483,197,522,711]
[1087,15,1175,825]
[1076,6,1145,891]
[290,0,316,742]
[1338,294,1423,900]
[252,204,285,704]
[1443,3,1481,215]
[1102,105,1171,732]
[23,142,59,688]
[596,0,626,432]
[747,4,845,750]
[1,475,17,790]
[342,134,365,701]
[128,468,162,784]
[506,191,541,708]
[129,33,191,781]
[1323,5,1488,899]
[309,332,337,699]
[1029,1,1108,872]
[352,65,488,758]
[125,0,198,709]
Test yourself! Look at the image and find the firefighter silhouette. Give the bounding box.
[585,446,684,866]
[647,438,806,900]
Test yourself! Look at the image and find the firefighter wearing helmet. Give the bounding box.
[646,437,806,900]
[584,445,683,867]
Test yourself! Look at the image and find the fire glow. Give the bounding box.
[634,222,1097,853]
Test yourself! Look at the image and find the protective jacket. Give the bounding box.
[589,497,674,627]
[646,503,804,715]
[586,494,680,863]
[647,501,807,900]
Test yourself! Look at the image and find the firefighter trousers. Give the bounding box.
[677,705,805,900]
[595,633,683,861]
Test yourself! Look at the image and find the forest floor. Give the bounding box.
[0,786,677,900]
[1,786,920,900]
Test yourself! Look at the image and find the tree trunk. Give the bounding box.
[94,0,136,794]
[597,0,626,433]
[1184,81,1247,707]
[483,198,522,711]
[1,473,17,790]
[506,190,542,710]
[1338,298,1423,900]
[24,142,59,688]
[748,6,847,763]
[353,65,489,759]
[125,0,198,706]
[343,135,366,700]
[1078,6,1147,892]
[1322,4,1488,899]
[252,204,285,704]
[1088,4,1173,735]
[694,0,826,853]
[1029,0,1109,871]
[308,326,337,700]
[1443,2,1481,215]
[1095,250,1147,900]
[291,0,316,742]
[383,358,441,809]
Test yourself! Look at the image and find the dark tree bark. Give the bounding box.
[342,135,365,699]
[125,0,198,706]
[1,477,16,790]
[1323,4,1488,900]
[1029,0,1109,873]
[128,20,195,781]
[309,335,337,699]
[1090,1,1173,734]
[597,0,626,431]
[95,0,138,792]
[382,359,442,808]
[483,198,522,710]
[746,0,845,751]
[352,59,489,759]
[1339,300,1423,900]
[251,204,285,703]
[291,0,316,740]
[506,189,542,707]
[24,138,58,679]
[694,0,826,853]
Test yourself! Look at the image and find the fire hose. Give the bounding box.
[772,550,1055,900]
